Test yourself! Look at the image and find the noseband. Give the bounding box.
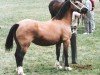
[70,0,87,13]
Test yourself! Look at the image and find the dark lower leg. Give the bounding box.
[15,47,26,67]
[63,42,69,67]
[63,49,69,67]
[71,33,77,64]
[56,43,61,61]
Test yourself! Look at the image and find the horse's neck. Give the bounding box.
[62,10,73,26]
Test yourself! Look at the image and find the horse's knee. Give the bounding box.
[15,50,25,59]
[65,39,70,47]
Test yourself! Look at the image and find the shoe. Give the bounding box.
[92,29,95,32]
[83,32,89,35]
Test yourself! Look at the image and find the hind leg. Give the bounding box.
[15,46,26,75]
[15,42,30,75]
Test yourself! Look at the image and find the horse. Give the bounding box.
[5,0,86,75]
[48,0,88,64]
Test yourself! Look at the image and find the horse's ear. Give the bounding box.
[65,0,71,1]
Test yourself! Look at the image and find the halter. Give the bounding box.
[70,0,81,12]
[75,1,87,10]
[70,0,87,13]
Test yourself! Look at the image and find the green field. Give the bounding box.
[0,0,100,75]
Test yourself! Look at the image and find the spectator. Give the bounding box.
[82,0,93,34]
[90,0,95,32]
[71,11,81,34]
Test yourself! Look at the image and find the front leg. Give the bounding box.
[63,40,72,71]
[55,43,62,69]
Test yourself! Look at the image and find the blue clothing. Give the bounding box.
[83,0,92,11]
[83,0,93,33]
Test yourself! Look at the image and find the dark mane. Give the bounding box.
[49,0,62,18]
[53,0,71,20]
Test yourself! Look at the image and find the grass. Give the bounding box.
[0,0,100,75]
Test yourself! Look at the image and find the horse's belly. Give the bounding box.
[33,37,61,46]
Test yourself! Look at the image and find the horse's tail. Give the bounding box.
[5,24,19,51]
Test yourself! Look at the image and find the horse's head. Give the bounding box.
[53,0,88,20]
[70,0,88,14]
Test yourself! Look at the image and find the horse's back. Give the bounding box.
[15,19,61,46]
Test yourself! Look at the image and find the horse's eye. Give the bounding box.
[74,3,78,5]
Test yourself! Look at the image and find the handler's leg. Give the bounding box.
[71,33,77,64]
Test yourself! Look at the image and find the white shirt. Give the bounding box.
[83,0,92,11]
[72,11,81,27]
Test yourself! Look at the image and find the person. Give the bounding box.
[82,0,93,34]
[71,11,81,34]
[70,11,81,63]
[90,0,95,32]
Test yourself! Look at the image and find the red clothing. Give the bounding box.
[90,0,95,10]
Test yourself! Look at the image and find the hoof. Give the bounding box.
[18,73,26,75]
[17,66,25,75]
[72,62,77,64]
[65,67,72,71]
[56,65,63,69]
[54,61,63,69]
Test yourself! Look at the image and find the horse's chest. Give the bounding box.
[62,26,71,41]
